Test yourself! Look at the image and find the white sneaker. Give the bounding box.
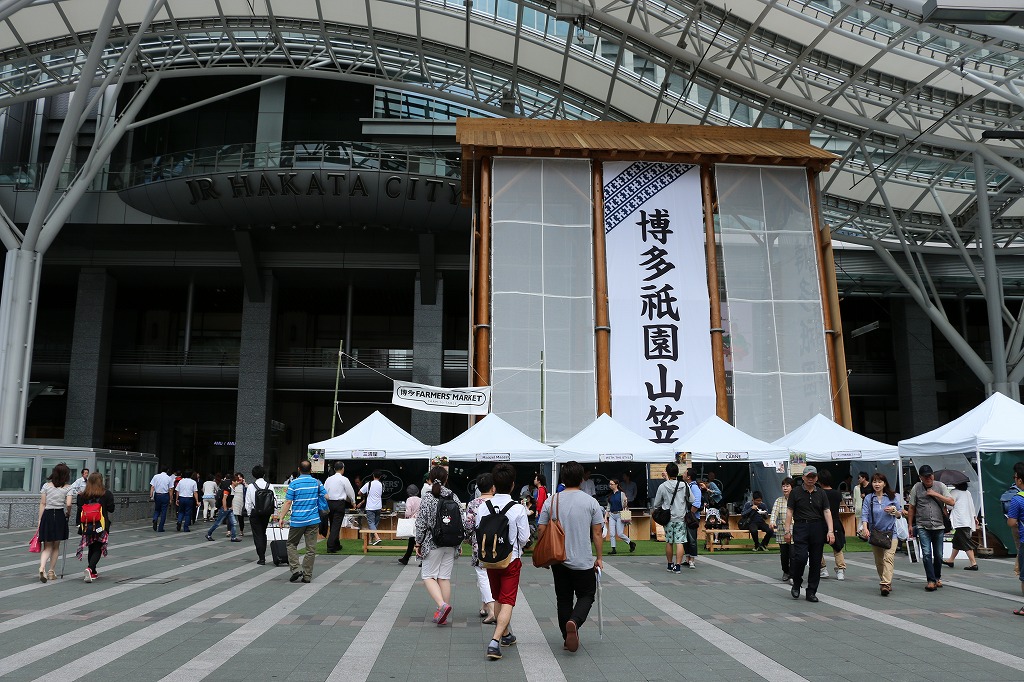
[836,569,845,581]
[820,568,829,579]
[84,569,92,583]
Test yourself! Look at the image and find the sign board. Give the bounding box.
[352,450,385,459]
[715,451,746,461]
[476,453,511,462]
[830,450,862,460]
[789,452,807,476]
[392,380,491,415]
[308,448,325,473]
[600,453,633,462]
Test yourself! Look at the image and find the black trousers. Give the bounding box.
[790,520,826,593]
[249,513,271,561]
[551,564,597,640]
[400,537,416,562]
[325,499,348,552]
[746,517,775,548]
[779,542,791,575]
[87,541,103,572]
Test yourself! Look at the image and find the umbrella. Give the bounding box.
[933,469,970,486]
[595,566,603,640]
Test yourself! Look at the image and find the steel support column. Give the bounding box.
[975,155,1014,398]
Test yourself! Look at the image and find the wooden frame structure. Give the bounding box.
[457,119,847,429]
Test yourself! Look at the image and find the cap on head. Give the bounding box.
[918,465,934,476]
[802,465,818,477]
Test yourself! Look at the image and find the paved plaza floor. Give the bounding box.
[0,520,1022,682]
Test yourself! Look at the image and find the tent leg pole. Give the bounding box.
[976,447,988,549]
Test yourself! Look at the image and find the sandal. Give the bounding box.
[482,616,497,624]
[880,585,891,596]
[1014,606,1024,616]
[925,582,936,591]
[942,560,954,568]
[935,580,943,588]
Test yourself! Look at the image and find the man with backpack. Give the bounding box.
[471,463,530,661]
[245,465,275,565]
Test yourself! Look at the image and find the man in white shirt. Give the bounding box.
[174,470,200,532]
[359,470,385,545]
[472,463,530,661]
[149,467,174,532]
[580,469,597,498]
[244,465,273,565]
[324,461,356,553]
[69,468,89,498]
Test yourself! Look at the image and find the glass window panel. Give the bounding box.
[41,457,85,487]
[0,457,31,492]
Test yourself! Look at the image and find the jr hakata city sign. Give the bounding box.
[119,169,468,230]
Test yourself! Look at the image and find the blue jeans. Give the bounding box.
[152,493,170,530]
[366,509,381,531]
[176,498,196,531]
[207,508,237,539]
[916,527,945,583]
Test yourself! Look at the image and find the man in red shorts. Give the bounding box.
[475,462,531,660]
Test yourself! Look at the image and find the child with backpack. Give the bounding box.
[470,463,530,661]
[413,466,467,626]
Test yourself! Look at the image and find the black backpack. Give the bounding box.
[477,500,517,569]
[432,492,465,547]
[253,481,276,517]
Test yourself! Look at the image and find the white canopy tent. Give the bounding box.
[431,413,554,463]
[774,413,899,462]
[553,414,674,464]
[307,410,432,460]
[675,415,788,463]
[898,392,1024,548]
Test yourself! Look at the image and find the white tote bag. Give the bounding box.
[396,517,416,539]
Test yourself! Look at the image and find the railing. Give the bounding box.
[33,346,469,371]
[0,141,463,193]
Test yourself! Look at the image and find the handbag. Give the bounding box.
[532,493,567,569]
[396,517,416,539]
[867,496,893,549]
[683,484,700,530]
[29,532,40,553]
[652,482,681,527]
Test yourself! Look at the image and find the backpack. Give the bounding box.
[253,481,276,517]
[80,500,104,527]
[476,500,517,569]
[432,492,465,547]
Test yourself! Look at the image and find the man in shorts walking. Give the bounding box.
[473,463,531,660]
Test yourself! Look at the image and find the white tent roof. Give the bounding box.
[432,413,553,463]
[675,416,789,463]
[898,392,1024,457]
[307,410,431,459]
[553,414,674,463]
[773,413,898,462]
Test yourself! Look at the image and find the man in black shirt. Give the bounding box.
[783,466,835,602]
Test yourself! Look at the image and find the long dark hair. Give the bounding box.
[429,466,449,498]
[871,472,895,500]
[48,463,71,488]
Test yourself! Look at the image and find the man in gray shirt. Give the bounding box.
[907,464,955,591]
[537,460,603,653]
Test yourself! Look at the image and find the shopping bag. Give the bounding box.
[396,517,416,539]
[29,532,40,553]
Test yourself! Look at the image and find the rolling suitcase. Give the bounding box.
[269,523,288,567]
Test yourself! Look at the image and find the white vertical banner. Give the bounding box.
[603,162,716,445]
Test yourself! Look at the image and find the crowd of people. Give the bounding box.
[30,456,1024,660]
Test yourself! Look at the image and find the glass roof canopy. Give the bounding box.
[2,0,1024,249]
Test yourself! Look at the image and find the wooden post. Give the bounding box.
[701,164,729,420]
[806,168,849,427]
[473,157,492,390]
[592,160,612,416]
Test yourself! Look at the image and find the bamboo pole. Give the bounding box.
[473,157,492,390]
[806,168,848,427]
[701,164,729,419]
[592,160,612,416]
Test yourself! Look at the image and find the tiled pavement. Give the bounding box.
[1,521,1023,682]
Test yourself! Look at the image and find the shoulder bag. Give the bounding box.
[532,493,567,569]
[652,482,680,527]
[683,483,700,530]
[867,495,893,550]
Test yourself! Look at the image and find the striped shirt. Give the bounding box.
[285,474,326,528]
